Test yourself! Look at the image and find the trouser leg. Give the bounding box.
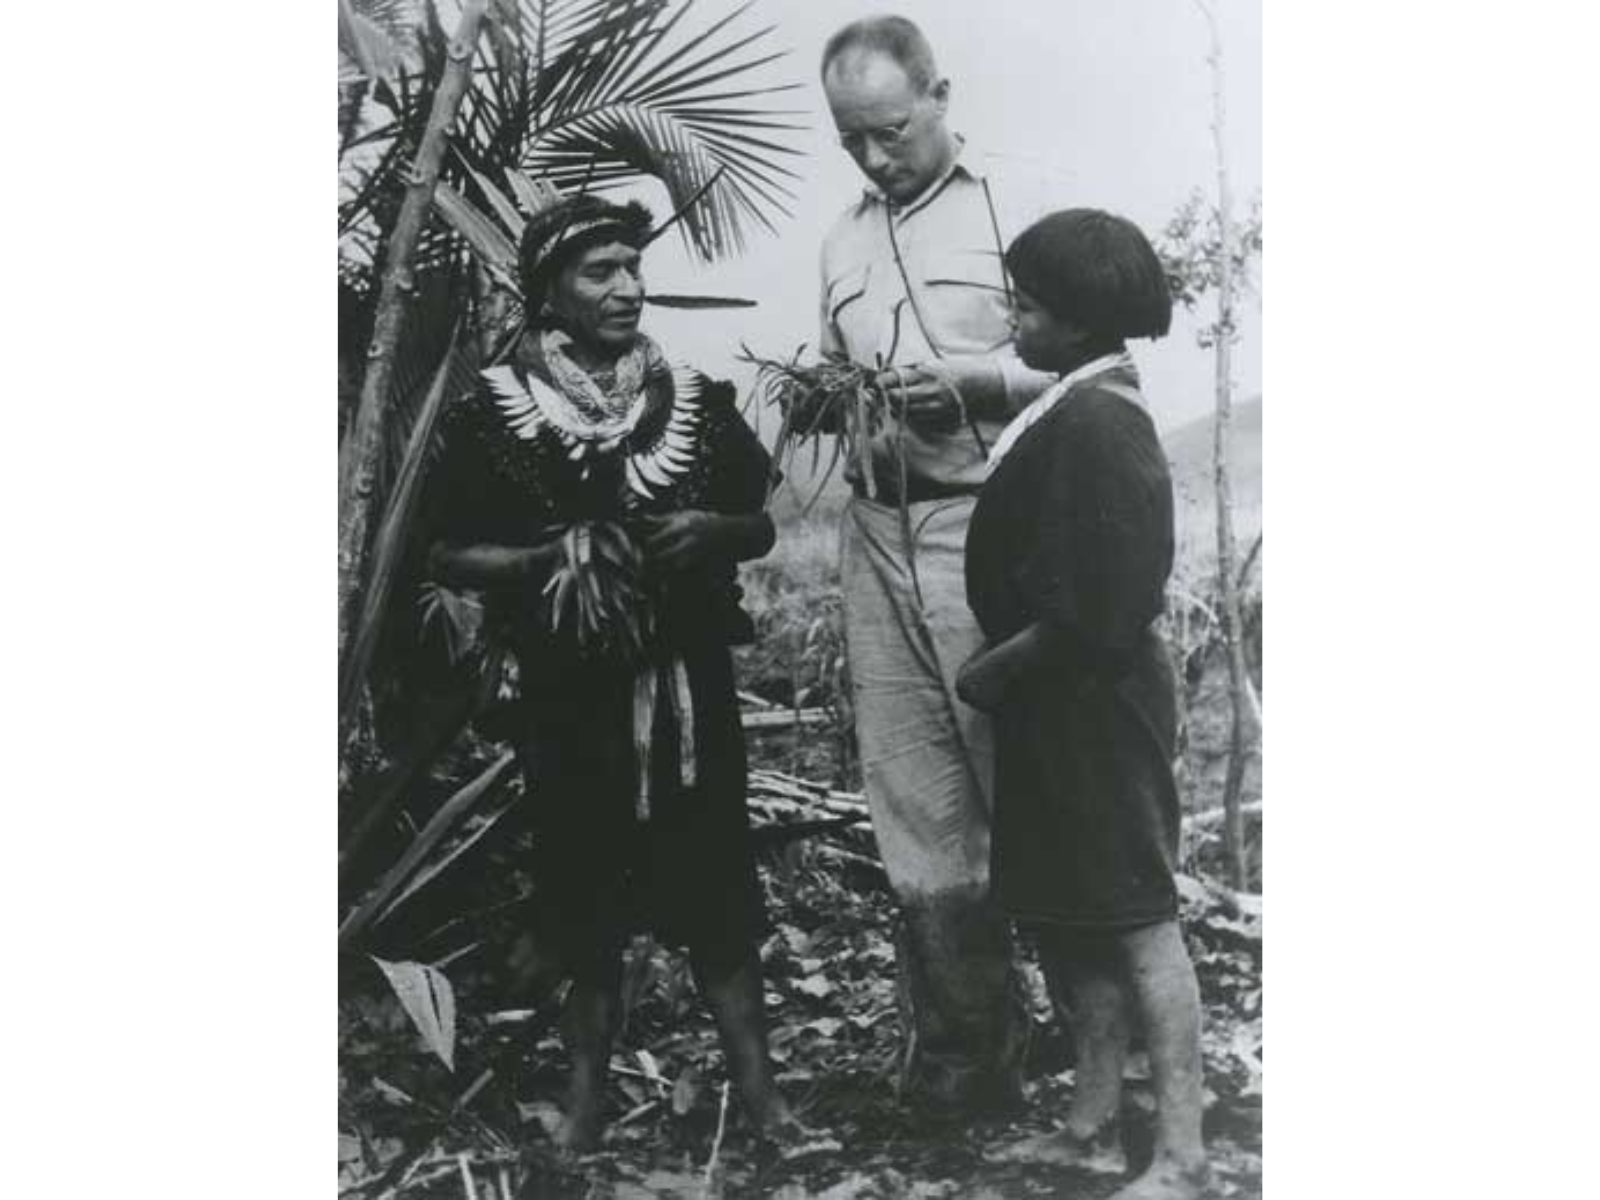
[841,498,1026,1106]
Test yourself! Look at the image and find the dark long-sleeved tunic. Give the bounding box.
[965,366,1181,928]
[424,336,772,977]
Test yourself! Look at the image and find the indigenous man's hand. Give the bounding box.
[637,510,727,573]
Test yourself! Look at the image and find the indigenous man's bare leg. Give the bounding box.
[697,953,802,1141]
[556,981,619,1152]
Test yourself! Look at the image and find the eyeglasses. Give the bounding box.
[837,114,915,156]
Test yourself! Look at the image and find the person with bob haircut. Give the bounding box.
[424,192,797,1153]
[958,209,1211,1200]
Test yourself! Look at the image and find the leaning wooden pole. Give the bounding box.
[1197,0,1254,891]
[337,0,487,702]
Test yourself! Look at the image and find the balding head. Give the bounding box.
[820,14,940,94]
[821,15,956,204]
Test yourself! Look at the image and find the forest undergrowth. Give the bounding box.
[339,514,1263,1200]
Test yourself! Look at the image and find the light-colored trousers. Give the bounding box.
[840,496,1026,1103]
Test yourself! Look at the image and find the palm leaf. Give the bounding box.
[375,790,521,926]
[459,159,529,241]
[340,328,468,720]
[432,178,520,283]
[515,0,805,259]
[370,957,457,1070]
[339,0,403,88]
[342,0,807,266]
[503,166,563,217]
[340,750,520,949]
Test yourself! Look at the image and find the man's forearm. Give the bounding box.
[427,540,557,589]
[942,353,1055,421]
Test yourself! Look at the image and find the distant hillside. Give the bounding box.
[1162,395,1261,564]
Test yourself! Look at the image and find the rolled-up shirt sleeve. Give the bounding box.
[994,347,1058,414]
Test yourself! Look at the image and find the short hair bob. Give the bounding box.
[517,195,654,308]
[1005,208,1173,340]
[820,14,939,93]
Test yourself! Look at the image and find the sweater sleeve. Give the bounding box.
[1016,392,1175,657]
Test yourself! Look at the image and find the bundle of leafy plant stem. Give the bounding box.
[542,521,651,659]
[739,344,888,514]
[741,344,959,604]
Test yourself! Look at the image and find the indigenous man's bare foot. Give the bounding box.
[1106,1154,1212,1200]
[984,1124,1128,1176]
[553,1095,605,1154]
[750,1095,804,1142]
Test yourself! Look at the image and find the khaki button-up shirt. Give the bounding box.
[819,141,1056,493]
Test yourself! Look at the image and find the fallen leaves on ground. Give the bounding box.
[340,794,1261,1200]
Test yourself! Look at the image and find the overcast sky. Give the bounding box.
[627,0,1263,434]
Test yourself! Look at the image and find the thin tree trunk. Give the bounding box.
[1197,0,1255,891]
[337,0,487,701]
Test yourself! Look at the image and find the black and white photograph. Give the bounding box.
[336,2,1262,1197]
[16,3,1600,1199]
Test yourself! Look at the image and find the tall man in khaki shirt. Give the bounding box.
[817,14,1055,1110]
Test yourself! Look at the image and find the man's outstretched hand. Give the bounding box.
[872,359,1000,432]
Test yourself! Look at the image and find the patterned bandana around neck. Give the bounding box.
[535,327,666,453]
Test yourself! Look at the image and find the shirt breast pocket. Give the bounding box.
[919,249,1011,354]
[825,263,873,358]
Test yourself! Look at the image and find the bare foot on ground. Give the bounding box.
[552,1099,604,1155]
[1107,1154,1212,1200]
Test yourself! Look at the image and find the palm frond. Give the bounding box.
[340,327,472,719]
[502,166,563,217]
[339,0,403,87]
[460,159,530,240]
[434,177,522,279]
[509,0,619,79]
[517,0,806,259]
[339,749,520,949]
[341,0,807,272]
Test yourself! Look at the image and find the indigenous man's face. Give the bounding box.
[1009,285,1091,373]
[824,51,952,205]
[550,240,645,355]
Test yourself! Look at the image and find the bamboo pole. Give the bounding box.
[1196,0,1257,891]
[338,0,488,698]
